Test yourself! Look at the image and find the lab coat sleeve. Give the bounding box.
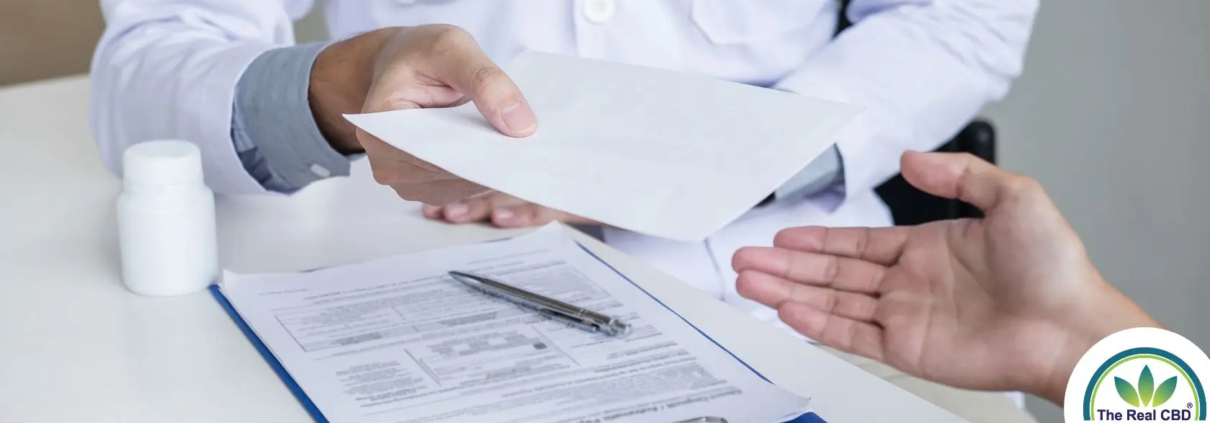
[773,0,1038,202]
[90,0,312,194]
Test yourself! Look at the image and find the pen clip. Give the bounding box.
[539,309,603,334]
[668,417,728,423]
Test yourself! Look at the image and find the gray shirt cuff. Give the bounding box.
[232,42,351,194]
[761,144,844,205]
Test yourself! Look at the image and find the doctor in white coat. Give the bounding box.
[91,0,1038,409]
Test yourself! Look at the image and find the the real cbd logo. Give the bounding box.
[1116,365,1179,409]
[1099,365,1193,421]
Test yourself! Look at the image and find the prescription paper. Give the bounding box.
[345,51,864,241]
[219,224,812,423]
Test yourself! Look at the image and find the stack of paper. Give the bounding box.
[345,51,863,241]
[216,224,815,423]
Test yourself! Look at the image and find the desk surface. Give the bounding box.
[0,76,1032,423]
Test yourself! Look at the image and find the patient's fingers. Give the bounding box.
[779,303,885,361]
[737,271,879,322]
[774,226,908,266]
[732,247,886,294]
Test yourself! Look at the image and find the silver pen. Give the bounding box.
[448,270,631,337]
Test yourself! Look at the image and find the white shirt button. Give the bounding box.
[582,0,616,24]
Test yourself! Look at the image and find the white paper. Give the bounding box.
[344,51,864,241]
[220,224,812,423]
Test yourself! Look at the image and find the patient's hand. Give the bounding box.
[731,152,1157,405]
[422,192,598,228]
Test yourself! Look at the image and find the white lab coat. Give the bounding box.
[91,0,1037,336]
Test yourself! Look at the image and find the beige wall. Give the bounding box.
[0,1,326,87]
[0,0,104,86]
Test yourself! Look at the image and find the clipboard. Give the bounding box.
[210,241,828,423]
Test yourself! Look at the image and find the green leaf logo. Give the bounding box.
[1140,366,1155,406]
[1116,365,1181,408]
[1153,376,1178,407]
[1117,376,1141,407]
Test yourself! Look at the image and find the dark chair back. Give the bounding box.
[836,0,995,225]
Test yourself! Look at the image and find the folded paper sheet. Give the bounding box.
[345,51,863,241]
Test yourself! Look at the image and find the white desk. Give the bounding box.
[0,76,1034,423]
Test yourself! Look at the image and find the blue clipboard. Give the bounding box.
[210,241,827,423]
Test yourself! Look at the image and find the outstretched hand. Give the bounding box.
[732,151,1157,404]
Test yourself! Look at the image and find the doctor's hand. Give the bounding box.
[310,25,538,205]
[732,152,1157,406]
[422,192,599,228]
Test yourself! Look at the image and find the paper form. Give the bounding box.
[219,224,811,423]
[344,51,864,241]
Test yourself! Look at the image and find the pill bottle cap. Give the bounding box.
[122,140,204,190]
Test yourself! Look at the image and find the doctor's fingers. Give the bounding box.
[423,192,527,223]
[409,25,538,137]
[424,194,598,227]
[732,247,887,294]
[736,270,879,323]
[490,202,596,228]
[389,179,488,206]
[362,130,463,181]
[362,131,486,205]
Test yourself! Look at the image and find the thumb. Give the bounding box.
[900,151,1032,212]
[424,29,538,137]
[457,64,538,137]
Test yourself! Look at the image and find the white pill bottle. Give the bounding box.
[117,140,218,296]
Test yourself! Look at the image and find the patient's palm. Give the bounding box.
[876,204,1092,391]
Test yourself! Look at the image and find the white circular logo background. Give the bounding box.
[1065,327,1210,422]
